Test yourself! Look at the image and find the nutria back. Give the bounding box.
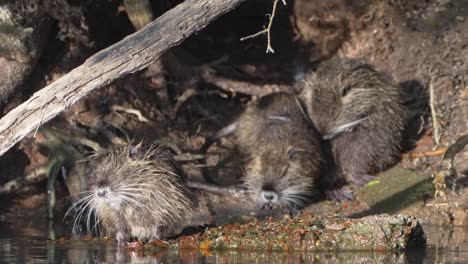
[298,57,406,194]
[235,93,324,212]
[76,143,193,243]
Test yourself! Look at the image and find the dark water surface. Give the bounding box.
[1,225,467,263]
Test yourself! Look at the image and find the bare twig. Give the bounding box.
[111,105,152,123]
[240,0,286,53]
[429,79,441,145]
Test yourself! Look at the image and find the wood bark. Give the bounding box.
[0,1,51,102]
[0,0,247,156]
[158,214,426,252]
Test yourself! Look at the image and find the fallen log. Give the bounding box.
[145,214,426,252]
[0,0,247,157]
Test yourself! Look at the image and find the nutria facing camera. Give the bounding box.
[70,143,193,244]
[298,57,406,200]
[232,93,324,212]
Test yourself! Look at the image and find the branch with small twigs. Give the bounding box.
[240,0,286,53]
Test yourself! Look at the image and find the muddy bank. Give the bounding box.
[0,0,466,237]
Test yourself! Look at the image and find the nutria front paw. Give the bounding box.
[325,186,353,201]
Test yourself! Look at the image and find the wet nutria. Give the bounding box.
[70,143,193,244]
[212,93,324,212]
[297,57,406,200]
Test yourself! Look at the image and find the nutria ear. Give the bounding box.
[129,143,144,159]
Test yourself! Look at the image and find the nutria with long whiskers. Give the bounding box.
[67,143,193,244]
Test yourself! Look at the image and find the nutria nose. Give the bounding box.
[97,189,108,198]
[261,191,278,201]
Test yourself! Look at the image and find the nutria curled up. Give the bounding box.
[298,57,406,200]
[70,143,193,244]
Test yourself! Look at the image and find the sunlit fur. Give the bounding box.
[235,93,324,212]
[298,57,406,187]
[244,143,320,211]
[67,144,192,243]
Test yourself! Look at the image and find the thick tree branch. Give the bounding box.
[0,0,247,156]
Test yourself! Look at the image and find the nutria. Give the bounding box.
[209,93,324,212]
[69,143,193,244]
[297,57,406,199]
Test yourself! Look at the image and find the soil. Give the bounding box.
[0,0,466,232]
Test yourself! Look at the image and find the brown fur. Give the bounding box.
[297,57,406,198]
[235,93,324,211]
[76,144,193,244]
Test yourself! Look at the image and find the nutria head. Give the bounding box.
[89,144,188,213]
[234,93,324,212]
[244,142,319,211]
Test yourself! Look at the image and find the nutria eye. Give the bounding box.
[342,85,352,97]
[288,148,304,162]
[129,146,144,159]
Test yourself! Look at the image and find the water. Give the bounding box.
[1,225,468,263]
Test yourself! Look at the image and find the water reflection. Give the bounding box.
[1,225,468,263]
[27,245,410,264]
[423,225,468,264]
[0,236,409,264]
